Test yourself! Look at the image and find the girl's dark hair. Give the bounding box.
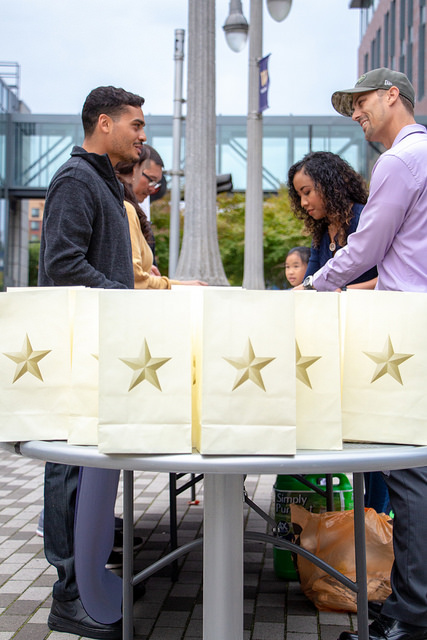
[287,151,368,248]
[287,246,310,265]
[115,147,156,249]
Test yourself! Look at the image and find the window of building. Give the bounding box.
[407,0,413,80]
[31,207,40,218]
[30,220,40,231]
[391,0,396,68]
[376,28,382,67]
[364,52,369,73]
[400,0,406,71]
[384,12,390,67]
[419,0,426,99]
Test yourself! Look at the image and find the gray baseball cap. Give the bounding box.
[331,68,415,117]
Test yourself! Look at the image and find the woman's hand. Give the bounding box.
[179,280,208,286]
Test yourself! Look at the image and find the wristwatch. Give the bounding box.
[302,275,315,290]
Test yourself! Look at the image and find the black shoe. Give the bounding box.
[106,531,144,568]
[48,597,122,639]
[368,601,383,620]
[105,551,125,570]
[112,530,144,554]
[338,613,427,640]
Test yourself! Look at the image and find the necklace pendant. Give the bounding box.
[329,242,336,252]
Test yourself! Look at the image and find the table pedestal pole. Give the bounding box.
[203,474,244,640]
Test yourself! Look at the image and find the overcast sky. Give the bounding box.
[1,0,360,118]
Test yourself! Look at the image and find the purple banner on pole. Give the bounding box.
[259,54,271,113]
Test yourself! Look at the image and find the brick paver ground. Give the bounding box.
[0,448,361,639]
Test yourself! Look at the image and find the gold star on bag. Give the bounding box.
[120,338,171,392]
[4,333,51,383]
[223,338,275,392]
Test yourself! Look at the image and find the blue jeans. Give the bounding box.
[44,462,80,602]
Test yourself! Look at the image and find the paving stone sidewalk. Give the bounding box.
[0,448,360,639]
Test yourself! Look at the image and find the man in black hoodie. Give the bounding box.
[38,85,146,639]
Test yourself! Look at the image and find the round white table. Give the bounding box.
[4,440,427,640]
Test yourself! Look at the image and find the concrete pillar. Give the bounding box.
[174,0,229,285]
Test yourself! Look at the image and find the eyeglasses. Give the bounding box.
[142,172,162,190]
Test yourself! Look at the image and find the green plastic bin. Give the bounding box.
[273,473,354,580]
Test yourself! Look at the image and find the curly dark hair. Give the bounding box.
[287,151,368,249]
[115,146,156,250]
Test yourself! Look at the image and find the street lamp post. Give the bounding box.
[223,0,292,290]
[169,28,185,279]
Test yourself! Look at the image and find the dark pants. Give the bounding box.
[382,466,427,623]
[364,471,391,514]
[44,462,80,602]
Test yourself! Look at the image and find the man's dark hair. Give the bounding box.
[82,86,145,136]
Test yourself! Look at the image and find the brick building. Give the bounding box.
[351,0,427,115]
[28,199,44,243]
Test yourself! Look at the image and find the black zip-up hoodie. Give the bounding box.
[38,146,134,289]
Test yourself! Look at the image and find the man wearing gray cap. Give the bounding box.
[301,69,427,640]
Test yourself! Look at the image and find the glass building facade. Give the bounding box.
[2,112,378,198]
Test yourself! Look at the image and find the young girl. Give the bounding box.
[284,246,310,288]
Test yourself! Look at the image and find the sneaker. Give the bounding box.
[36,510,44,537]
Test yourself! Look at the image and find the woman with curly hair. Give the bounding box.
[288,151,378,289]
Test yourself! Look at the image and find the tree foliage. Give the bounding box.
[150,188,309,288]
[28,242,40,287]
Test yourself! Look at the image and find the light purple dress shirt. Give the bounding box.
[313,124,427,292]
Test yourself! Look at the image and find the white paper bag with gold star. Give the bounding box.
[195,289,296,455]
[97,289,192,454]
[294,291,342,450]
[68,288,100,445]
[0,288,72,441]
[342,290,427,445]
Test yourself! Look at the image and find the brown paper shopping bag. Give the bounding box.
[294,291,342,450]
[98,289,192,454]
[195,288,296,455]
[0,288,71,441]
[68,288,100,445]
[342,290,427,445]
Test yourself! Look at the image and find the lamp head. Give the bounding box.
[222,1,249,52]
[266,0,292,22]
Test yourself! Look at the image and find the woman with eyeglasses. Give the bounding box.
[133,144,165,205]
[116,146,206,288]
